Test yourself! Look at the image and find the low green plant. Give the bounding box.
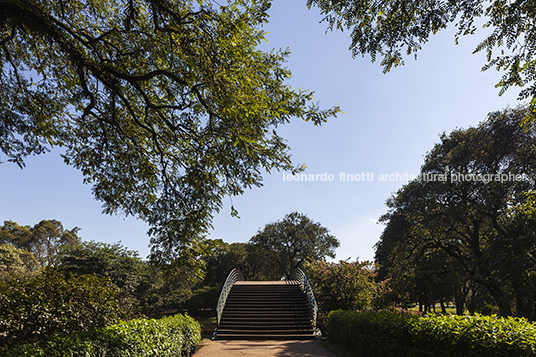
[0,314,202,356]
[326,310,536,356]
[326,310,418,356]
[411,314,536,356]
[0,268,130,348]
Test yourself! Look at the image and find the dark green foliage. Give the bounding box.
[305,260,388,312]
[327,310,536,357]
[202,242,249,285]
[248,212,340,279]
[0,269,129,348]
[178,241,251,312]
[56,239,223,315]
[0,243,39,278]
[185,285,222,312]
[375,107,536,317]
[57,240,194,315]
[0,314,202,357]
[140,277,194,314]
[326,310,417,356]
[304,260,393,331]
[412,314,536,356]
[58,241,146,302]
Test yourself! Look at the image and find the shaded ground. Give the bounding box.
[193,339,339,357]
[194,315,217,339]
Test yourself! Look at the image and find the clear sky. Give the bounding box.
[0,1,522,261]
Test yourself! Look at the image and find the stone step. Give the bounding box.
[216,280,316,341]
[215,333,317,340]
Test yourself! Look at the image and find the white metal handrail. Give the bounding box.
[293,268,319,330]
[215,268,244,326]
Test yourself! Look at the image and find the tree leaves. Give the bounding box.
[0,220,81,268]
[307,0,536,116]
[248,211,340,278]
[0,0,340,258]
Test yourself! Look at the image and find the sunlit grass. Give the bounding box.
[406,305,467,315]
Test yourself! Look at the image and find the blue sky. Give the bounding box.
[0,1,522,261]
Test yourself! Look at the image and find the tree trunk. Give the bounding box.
[440,300,447,314]
[484,282,512,316]
[454,288,464,315]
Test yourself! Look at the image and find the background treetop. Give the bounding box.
[248,211,340,279]
[0,219,81,268]
[0,0,340,259]
[306,0,536,119]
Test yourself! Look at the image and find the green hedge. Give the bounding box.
[326,310,536,356]
[0,314,202,357]
[0,269,130,348]
[326,310,419,356]
[412,314,536,356]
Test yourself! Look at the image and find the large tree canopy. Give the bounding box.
[375,106,536,317]
[0,0,340,258]
[249,211,340,278]
[307,0,536,117]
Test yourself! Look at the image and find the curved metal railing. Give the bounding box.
[215,268,244,326]
[292,268,319,336]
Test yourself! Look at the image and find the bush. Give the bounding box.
[326,310,418,356]
[0,269,130,348]
[57,241,146,301]
[0,314,202,357]
[326,310,536,356]
[411,314,536,356]
[304,260,390,313]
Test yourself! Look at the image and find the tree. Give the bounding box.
[248,211,340,278]
[0,0,340,260]
[58,240,146,301]
[0,220,81,267]
[306,0,536,119]
[201,241,249,285]
[376,106,536,317]
[0,243,39,277]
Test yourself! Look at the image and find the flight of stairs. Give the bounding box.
[216,281,317,340]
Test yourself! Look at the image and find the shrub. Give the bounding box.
[0,268,130,348]
[0,314,202,357]
[411,314,536,356]
[304,260,390,314]
[326,310,418,356]
[326,310,536,356]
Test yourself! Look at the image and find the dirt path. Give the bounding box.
[193,339,338,357]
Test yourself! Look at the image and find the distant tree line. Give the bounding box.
[0,212,340,315]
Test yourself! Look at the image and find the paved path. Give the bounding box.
[193,339,338,357]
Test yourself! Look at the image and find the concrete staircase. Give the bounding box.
[216,281,316,340]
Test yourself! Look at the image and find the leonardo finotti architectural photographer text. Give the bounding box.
[282,172,529,183]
